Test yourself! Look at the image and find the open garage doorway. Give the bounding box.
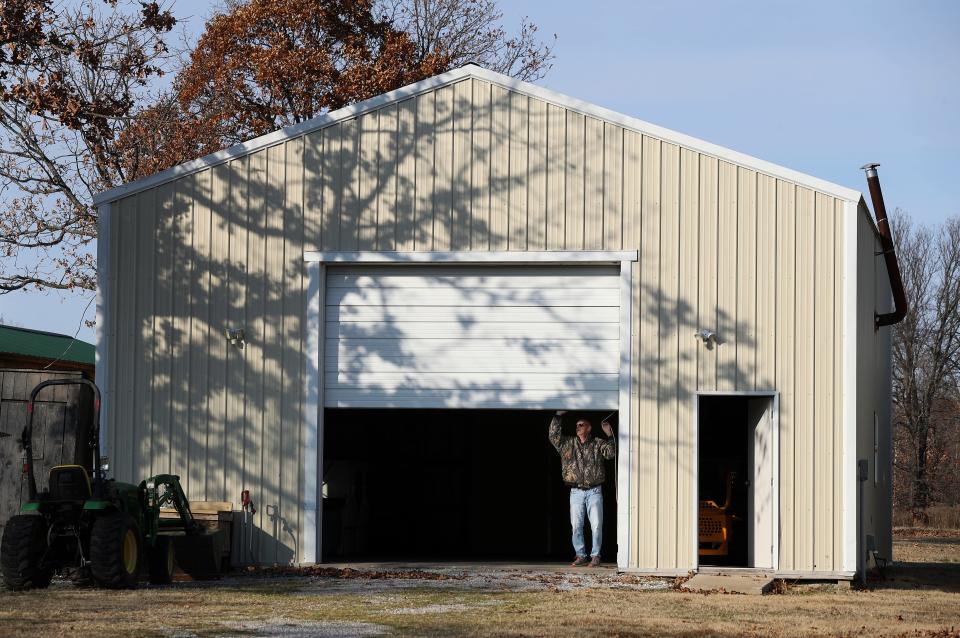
[697,394,777,569]
[321,409,618,563]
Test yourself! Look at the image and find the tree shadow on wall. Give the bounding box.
[119,79,802,569]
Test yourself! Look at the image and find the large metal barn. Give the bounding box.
[94,65,893,579]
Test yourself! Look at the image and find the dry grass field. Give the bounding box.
[1,532,958,637]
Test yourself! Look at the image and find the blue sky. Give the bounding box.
[1,0,957,343]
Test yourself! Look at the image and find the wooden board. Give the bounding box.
[160,500,233,522]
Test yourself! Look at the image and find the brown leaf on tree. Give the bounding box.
[120,0,555,180]
[123,0,451,174]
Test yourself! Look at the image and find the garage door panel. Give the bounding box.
[325,391,618,410]
[326,337,618,356]
[327,305,620,323]
[327,265,619,283]
[326,321,619,340]
[325,351,620,375]
[326,287,619,308]
[323,265,621,409]
[328,273,620,289]
[326,371,620,391]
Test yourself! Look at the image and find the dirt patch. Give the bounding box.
[285,566,671,596]
[216,618,389,637]
[388,603,474,615]
[250,565,467,581]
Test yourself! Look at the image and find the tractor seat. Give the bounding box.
[48,465,92,501]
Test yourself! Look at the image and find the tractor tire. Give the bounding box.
[90,512,141,589]
[0,515,53,590]
[148,536,175,585]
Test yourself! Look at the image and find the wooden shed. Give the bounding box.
[92,65,893,579]
[0,369,94,535]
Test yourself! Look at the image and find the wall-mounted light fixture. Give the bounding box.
[694,329,716,348]
[225,327,246,348]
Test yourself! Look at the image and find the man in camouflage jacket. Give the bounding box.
[549,410,616,567]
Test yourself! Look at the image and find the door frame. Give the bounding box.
[303,250,638,566]
[693,390,780,571]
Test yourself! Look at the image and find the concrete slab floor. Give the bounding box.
[320,561,619,575]
[235,562,670,594]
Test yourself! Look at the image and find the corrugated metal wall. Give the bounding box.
[105,76,849,570]
[856,203,894,564]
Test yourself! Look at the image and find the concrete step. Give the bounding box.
[680,572,775,595]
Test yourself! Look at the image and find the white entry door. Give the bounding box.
[747,397,775,569]
[323,265,621,409]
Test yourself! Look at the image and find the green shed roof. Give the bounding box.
[0,324,95,366]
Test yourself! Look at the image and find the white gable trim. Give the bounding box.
[94,65,862,205]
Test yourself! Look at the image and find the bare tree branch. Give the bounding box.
[0,0,175,293]
[891,211,960,519]
[383,0,556,81]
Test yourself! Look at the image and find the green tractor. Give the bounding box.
[1,378,212,589]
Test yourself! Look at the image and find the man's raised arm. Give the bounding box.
[548,410,566,451]
[599,420,617,459]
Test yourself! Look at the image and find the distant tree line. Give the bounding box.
[891,212,960,524]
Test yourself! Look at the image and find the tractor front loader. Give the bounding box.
[1,378,218,589]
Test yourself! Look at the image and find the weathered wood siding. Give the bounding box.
[104,77,850,570]
[0,370,93,532]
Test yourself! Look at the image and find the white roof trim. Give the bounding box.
[95,65,862,205]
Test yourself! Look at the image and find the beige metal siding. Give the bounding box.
[657,141,679,568]
[187,168,211,500]
[114,197,136,484]
[794,186,815,571]
[637,134,660,568]
[224,158,247,522]
[736,167,757,390]
[677,147,699,565]
[775,181,797,568]
[856,202,894,564]
[813,192,836,570]
[106,77,851,570]
[469,80,491,250]
[697,158,719,391]
[134,189,155,482]
[245,150,269,553]
[529,99,548,250]
[508,91,528,250]
[716,161,737,391]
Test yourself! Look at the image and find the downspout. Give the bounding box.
[861,164,908,328]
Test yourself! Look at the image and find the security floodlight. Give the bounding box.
[694,329,716,345]
[225,327,246,348]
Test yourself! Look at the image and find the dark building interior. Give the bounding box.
[698,396,751,567]
[322,408,618,563]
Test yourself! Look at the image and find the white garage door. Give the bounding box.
[323,265,621,409]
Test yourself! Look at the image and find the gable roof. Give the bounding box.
[94,65,862,206]
[0,324,95,366]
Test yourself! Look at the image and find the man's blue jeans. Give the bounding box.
[570,486,603,558]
